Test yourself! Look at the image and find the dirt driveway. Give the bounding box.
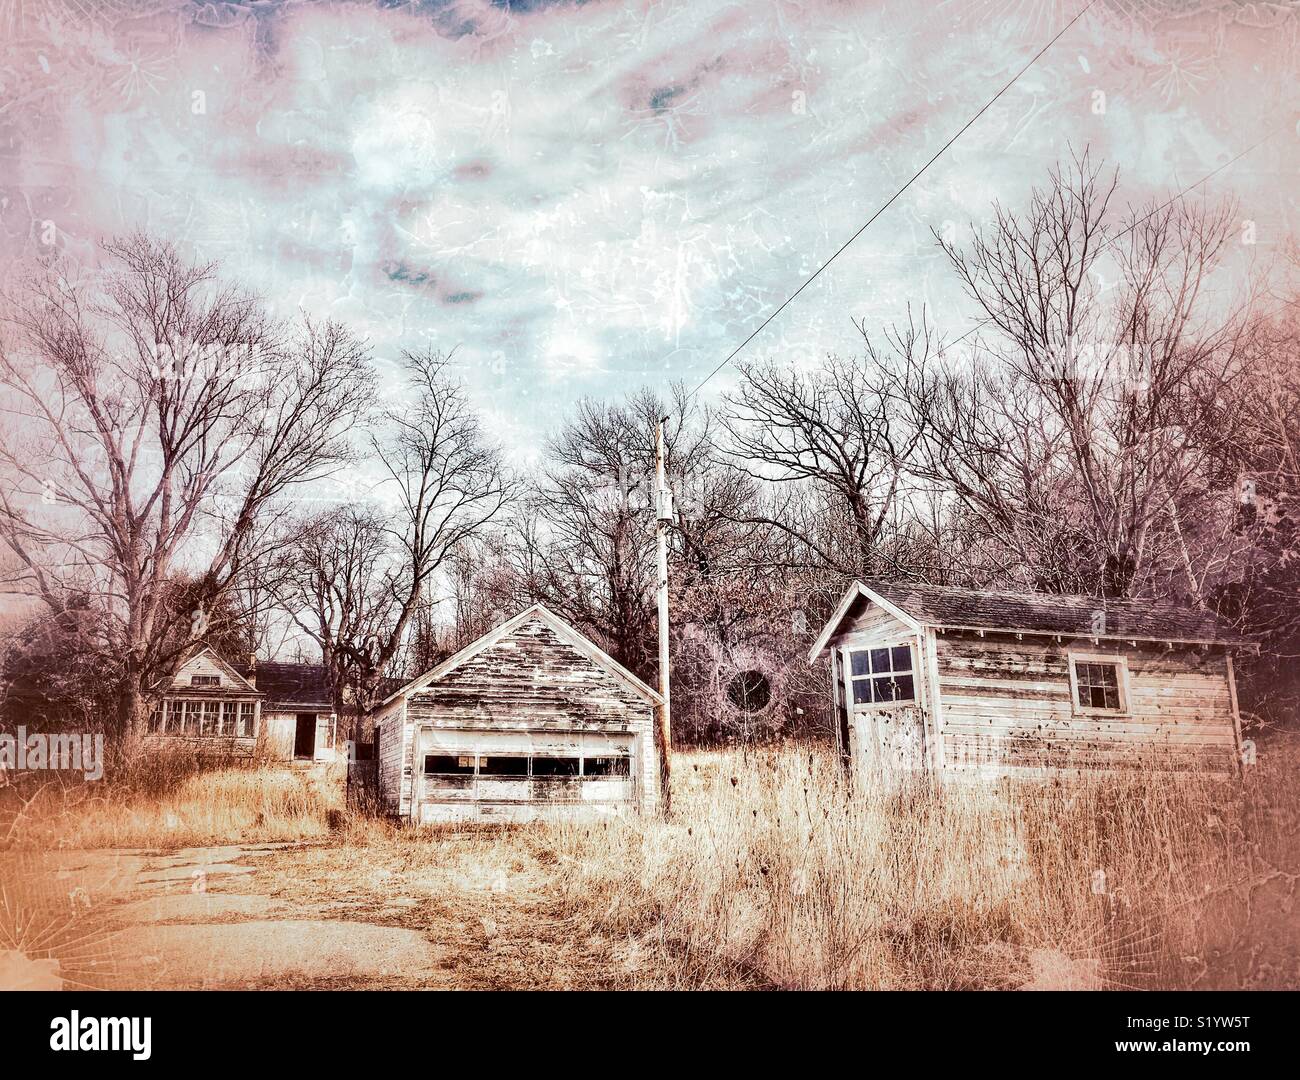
[17,835,632,990]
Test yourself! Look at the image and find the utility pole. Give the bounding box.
[654,418,672,812]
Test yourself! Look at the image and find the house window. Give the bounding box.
[191,674,220,687]
[1070,656,1128,713]
[155,699,259,736]
[848,644,915,706]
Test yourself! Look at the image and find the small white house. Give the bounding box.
[371,604,663,824]
[147,647,340,762]
[147,647,262,754]
[809,580,1249,779]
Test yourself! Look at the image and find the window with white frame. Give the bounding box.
[1069,655,1128,713]
[152,698,259,736]
[847,644,915,705]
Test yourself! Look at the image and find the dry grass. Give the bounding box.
[519,745,1297,988]
[4,740,1296,989]
[2,761,343,849]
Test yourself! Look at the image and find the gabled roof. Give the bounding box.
[156,645,261,694]
[809,579,1246,661]
[254,662,333,710]
[382,604,664,708]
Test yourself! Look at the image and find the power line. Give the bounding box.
[944,125,1279,353]
[689,0,1099,398]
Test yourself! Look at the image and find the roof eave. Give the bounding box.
[807,582,926,664]
[381,604,665,709]
[928,622,1252,648]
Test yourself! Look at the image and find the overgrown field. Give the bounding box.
[2,740,1296,989]
[1,751,344,849]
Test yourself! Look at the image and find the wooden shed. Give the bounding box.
[372,604,663,823]
[809,580,1249,779]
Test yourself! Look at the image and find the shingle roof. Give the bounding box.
[252,662,334,709]
[381,604,663,708]
[861,580,1243,643]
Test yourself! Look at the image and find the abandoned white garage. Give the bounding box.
[371,604,663,823]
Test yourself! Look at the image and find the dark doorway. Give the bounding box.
[294,714,317,759]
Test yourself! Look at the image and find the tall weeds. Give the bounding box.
[2,763,343,849]
[536,745,1294,989]
[3,741,1293,989]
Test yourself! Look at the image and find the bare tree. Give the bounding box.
[276,348,515,715]
[516,393,659,674]
[512,383,754,678]
[1206,315,1300,646]
[721,351,925,576]
[0,235,374,744]
[273,505,396,719]
[889,152,1254,596]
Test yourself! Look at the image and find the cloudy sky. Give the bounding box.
[1,0,1296,463]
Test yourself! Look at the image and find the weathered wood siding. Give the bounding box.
[257,712,296,761]
[373,697,410,817]
[829,604,934,775]
[164,650,253,691]
[831,602,910,651]
[140,734,258,759]
[933,631,1239,774]
[392,617,658,820]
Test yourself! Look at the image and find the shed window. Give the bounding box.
[425,754,476,775]
[532,756,580,776]
[423,752,630,778]
[584,756,630,777]
[479,755,529,777]
[847,644,915,705]
[1072,659,1126,712]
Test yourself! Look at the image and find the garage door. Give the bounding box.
[416,729,637,823]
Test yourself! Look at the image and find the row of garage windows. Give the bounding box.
[424,753,630,778]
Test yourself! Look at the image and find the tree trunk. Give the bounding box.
[116,679,146,763]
